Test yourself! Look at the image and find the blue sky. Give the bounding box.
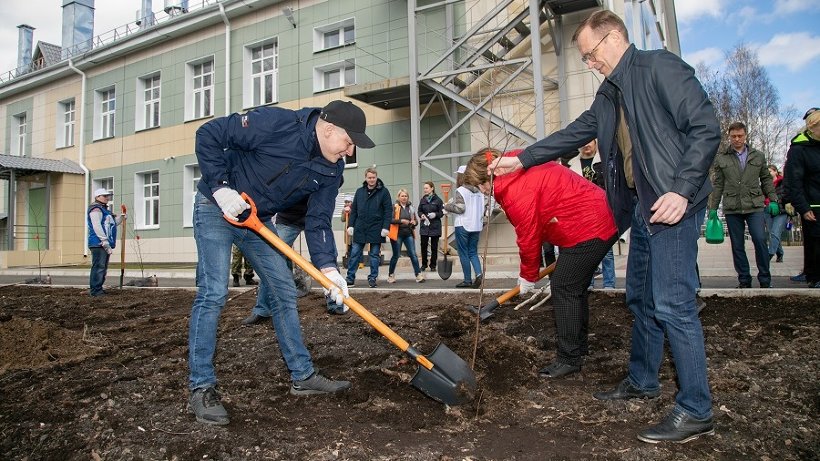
[677,0,819,114]
[2,0,817,116]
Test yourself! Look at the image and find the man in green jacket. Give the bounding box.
[709,122,779,288]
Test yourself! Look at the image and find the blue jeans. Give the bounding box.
[345,241,382,284]
[590,247,616,288]
[764,212,786,258]
[454,226,482,282]
[89,246,110,295]
[725,211,770,286]
[189,192,314,390]
[388,234,421,275]
[624,201,712,420]
[251,222,340,315]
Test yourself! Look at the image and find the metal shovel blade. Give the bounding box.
[410,343,477,405]
[438,253,453,280]
[465,299,499,321]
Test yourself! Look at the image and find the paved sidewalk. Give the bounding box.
[1,240,815,295]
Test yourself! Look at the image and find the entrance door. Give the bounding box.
[27,187,47,251]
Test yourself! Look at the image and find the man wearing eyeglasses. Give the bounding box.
[489,10,719,443]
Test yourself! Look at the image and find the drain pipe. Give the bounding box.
[219,3,231,114]
[68,59,90,258]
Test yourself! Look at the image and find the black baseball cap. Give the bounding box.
[804,107,819,120]
[320,100,375,148]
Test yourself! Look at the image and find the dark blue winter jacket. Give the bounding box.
[348,178,392,244]
[195,106,344,269]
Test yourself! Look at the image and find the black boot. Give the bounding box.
[232,275,240,287]
[244,276,258,286]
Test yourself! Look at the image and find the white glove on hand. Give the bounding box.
[322,269,350,306]
[212,188,250,221]
[380,229,389,238]
[518,277,535,295]
[346,227,354,236]
[427,212,436,219]
[102,242,113,255]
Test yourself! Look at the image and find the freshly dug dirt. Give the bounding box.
[0,286,817,460]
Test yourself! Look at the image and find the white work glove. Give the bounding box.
[212,188,250,221]
[120,213,127,220]
[380,229,389,238]
[102,242,113,255]
[322,269,350,307]
[346,227,354,236]
[518,277,535,295]
[427,212,436,219]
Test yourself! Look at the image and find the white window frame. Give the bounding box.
[242,38,278,109]
[185,57,214,121]
[94,86,116,140]
[136,73,161,131]
[12,113,27,156]
[56,99,75,148]
[313,59,356,93]
[93,177,115,213]
[183,163,201,228]
[135,170,160,230]
[313,18,355,52]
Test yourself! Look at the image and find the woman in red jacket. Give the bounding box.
[463,148,618,378]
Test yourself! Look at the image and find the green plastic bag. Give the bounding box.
[705,210,724,244]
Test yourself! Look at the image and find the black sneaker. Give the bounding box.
[538,362,580,378]
[232,275,240,287]
[368,279,377,288]
[290,372,351,396]
[776,255,783,263]
[790,272,806,282]
[346,279,355,287]
[594,379,660,401]
[188,387,229,426]
[241,314,271,326]
[472,274,483,288]
[637,410,714,444]
[244,277,258,286]
[455,281,472,288]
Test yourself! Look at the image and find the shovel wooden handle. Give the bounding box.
[495,262,555,305]
[226,193,434,370]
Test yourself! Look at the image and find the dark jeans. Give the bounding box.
[625,201,712,420]
[419,235,439,269]
[725,211,770,286]
[89,246,110,296]
[346,242,382,284]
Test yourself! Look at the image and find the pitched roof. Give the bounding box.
[0,154,84,180]
[32,42,63,68]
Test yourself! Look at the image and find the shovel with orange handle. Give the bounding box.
[225,193,476,405]
[466,263,556,320]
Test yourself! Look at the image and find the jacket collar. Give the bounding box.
[605,44,636,92]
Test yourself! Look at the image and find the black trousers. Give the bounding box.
[804,220,820,285]
[550,234,618,366]
[420,235,440,269]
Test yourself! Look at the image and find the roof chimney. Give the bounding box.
[61,0,95,60]
[137,0,155,29]
[17,24,35,75]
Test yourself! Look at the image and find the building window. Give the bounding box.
[136,73,161,130]
[243,39,278,108]
[314,19,355,52]
[94,87,116,140]
[12,113,27,156]
[314,60,355,92]
[93,177,115,213]
[186,58,214,121]
[136,170,160,229]
[183,164,200,227]
[57,99,75,148]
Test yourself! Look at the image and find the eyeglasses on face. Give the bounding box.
[581,31,613,64]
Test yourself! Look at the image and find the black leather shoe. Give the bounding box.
[472,274,483,288]
[244,277,258,286]
[538,362,580,378]
[455,281,472,288]
[241,314,270,326]
[232,276,240,287]
[637,410,714,443]
[594,380,660,401]
[776,255,783,263]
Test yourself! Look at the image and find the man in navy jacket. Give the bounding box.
[188,100,374,426]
